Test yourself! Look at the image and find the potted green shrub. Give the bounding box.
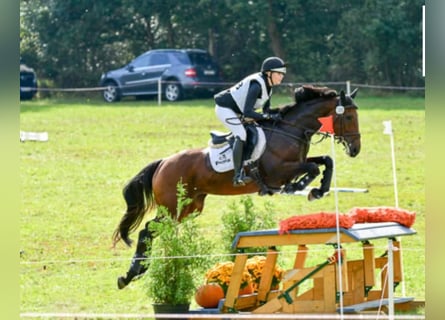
[144,182,213,318]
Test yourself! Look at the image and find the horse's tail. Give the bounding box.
[112,159,163,247]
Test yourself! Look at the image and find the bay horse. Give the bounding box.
[113,86,361,288]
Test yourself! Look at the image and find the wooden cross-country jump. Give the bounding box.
[221,222,417,315]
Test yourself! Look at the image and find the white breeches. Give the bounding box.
[215,105,247,141]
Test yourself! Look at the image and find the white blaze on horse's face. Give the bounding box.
[336,105,345,115]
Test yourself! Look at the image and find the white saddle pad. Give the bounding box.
[206,127,266,173]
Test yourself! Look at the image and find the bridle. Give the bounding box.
[260,96,361,147]
[332,103,361,145]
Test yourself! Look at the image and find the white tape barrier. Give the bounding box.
[20,131,48,142]
[291,187,368,196]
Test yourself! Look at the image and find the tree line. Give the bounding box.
[20,0,424,90]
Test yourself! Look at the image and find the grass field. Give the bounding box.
[20,93,425,316]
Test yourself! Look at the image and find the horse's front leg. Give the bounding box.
[281,155,333,201]
[306,155,333,201]
[281,162,320,194]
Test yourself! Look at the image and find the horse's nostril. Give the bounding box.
[351,146,360,157]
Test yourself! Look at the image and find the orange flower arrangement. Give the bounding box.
[204,257,284,295]
[245,256,284,292]
[204,261,252,295]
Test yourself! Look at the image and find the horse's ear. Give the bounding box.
[340,90,347,105]
[350,88,358,98]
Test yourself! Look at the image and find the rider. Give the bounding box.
[214,56,286,186]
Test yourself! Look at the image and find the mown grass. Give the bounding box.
[20,93,424,315]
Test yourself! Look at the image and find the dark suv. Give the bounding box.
[20,63,38,100]
[99,49,224,102]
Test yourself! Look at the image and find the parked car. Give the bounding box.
[20,63,38,100]
[99,49,224,102]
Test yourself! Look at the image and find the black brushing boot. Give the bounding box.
[117,228,151,289]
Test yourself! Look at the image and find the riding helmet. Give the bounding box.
[261,56,286,74]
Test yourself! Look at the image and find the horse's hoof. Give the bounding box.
[308,189,323,201]
[117,276,128,290]
[307,193,315,201]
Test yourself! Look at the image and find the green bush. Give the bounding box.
[221,196,277,259]
[144,183,214,305]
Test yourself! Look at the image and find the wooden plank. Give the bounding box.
[256,249,278,304]
[393,240,403,282]
[251,296,283,314]
[343,260,365,306]
[293,245,308,296]
[335,248,349,292]
[363,242,376,288]
[233,293,257,310]
[368,290,385,301]
[322,265,337,312]
[222,254,248,311]
[337,297,414,313]
[291,300,331,313]
[282,265,319,284]
[234,291,280,310]
[313,277,324,300]
[235,290,281,310]
[294,245,308,269]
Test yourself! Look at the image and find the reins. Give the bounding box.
[260,121,312,145]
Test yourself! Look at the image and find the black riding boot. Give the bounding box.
[117,228,151,290]
[232,137,249,186]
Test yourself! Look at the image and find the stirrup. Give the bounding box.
[233,177,246,187]
[242,175,253,184]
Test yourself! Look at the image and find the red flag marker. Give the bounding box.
[318,115,334,134]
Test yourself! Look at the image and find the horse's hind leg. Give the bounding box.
[117,219,158,290]
[117,193,207,289]
[178,194,207,220]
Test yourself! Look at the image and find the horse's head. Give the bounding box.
[332,89,361,157]
[275,86,361,157]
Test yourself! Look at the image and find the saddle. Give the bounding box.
[209,124,259,160]
[294,85,337,104]
[207,124,270,194]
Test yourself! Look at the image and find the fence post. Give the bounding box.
[158,78,162,106]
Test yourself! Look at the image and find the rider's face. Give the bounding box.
[269,71,285,86]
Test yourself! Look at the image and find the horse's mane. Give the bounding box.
[278,85,338,116]
[294,85,337,104]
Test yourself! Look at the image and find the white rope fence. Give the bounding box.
[23,80,425,105]
[20,312,425,319]
[19,244,424,266]
[28,81,425,93]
